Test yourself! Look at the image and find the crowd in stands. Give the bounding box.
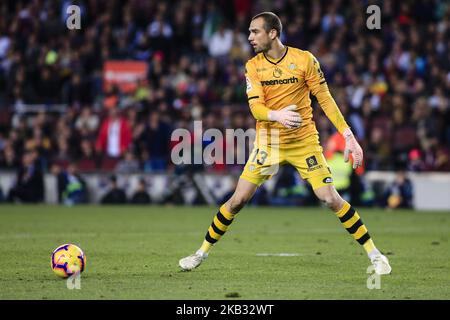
[0,0,449,181]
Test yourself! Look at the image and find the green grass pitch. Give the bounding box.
[0,205,449,300]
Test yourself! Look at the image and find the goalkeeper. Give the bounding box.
[180,12,391,275]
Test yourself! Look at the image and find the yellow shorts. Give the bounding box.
[240,134,334,190]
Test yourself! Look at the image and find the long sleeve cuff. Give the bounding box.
[249,102,271,121]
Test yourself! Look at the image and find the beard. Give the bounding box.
[253,41,271,54]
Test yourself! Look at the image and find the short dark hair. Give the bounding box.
[251,12,282,38]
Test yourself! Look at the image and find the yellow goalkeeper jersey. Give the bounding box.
[245,46,349,146]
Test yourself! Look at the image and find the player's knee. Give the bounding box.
[320,193,342,211]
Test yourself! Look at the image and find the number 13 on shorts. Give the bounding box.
[240,145,281,186]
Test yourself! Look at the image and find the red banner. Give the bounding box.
[103,61,148,93]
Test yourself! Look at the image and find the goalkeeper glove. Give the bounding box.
[268,105,302,129]
[343,128,363,169]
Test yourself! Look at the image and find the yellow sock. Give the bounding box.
[200,240,213,254]
[335,201,376,254]
[199,205,235,254]
[363,239,376,254]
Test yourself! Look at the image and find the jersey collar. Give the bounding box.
[263,46,289,65]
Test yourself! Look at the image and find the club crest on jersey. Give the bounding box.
[246,76,252,92]
[288,63,296,70]
[273,67,282,78]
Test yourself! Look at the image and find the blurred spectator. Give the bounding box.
[391,107,418,169]
[148,12,173,38]
[228,26,251,63]
[407,149,426,172]
[208,22,233,59]
[7,150,44,203]
[95,108,132,159]
[321,6,345,32]
[139,112,171,172]
[100,175,127,204]
[0,144,19,169]
[147,11,173,56]
[54,162,88,206]
[161,165,208,205]
[115,151,140,173]
[36,68,61,104]
[75,107,99,135]
[77,139,98,171]
[130,178,152,204]
[63,73,92,105]
[384,171,414,209]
